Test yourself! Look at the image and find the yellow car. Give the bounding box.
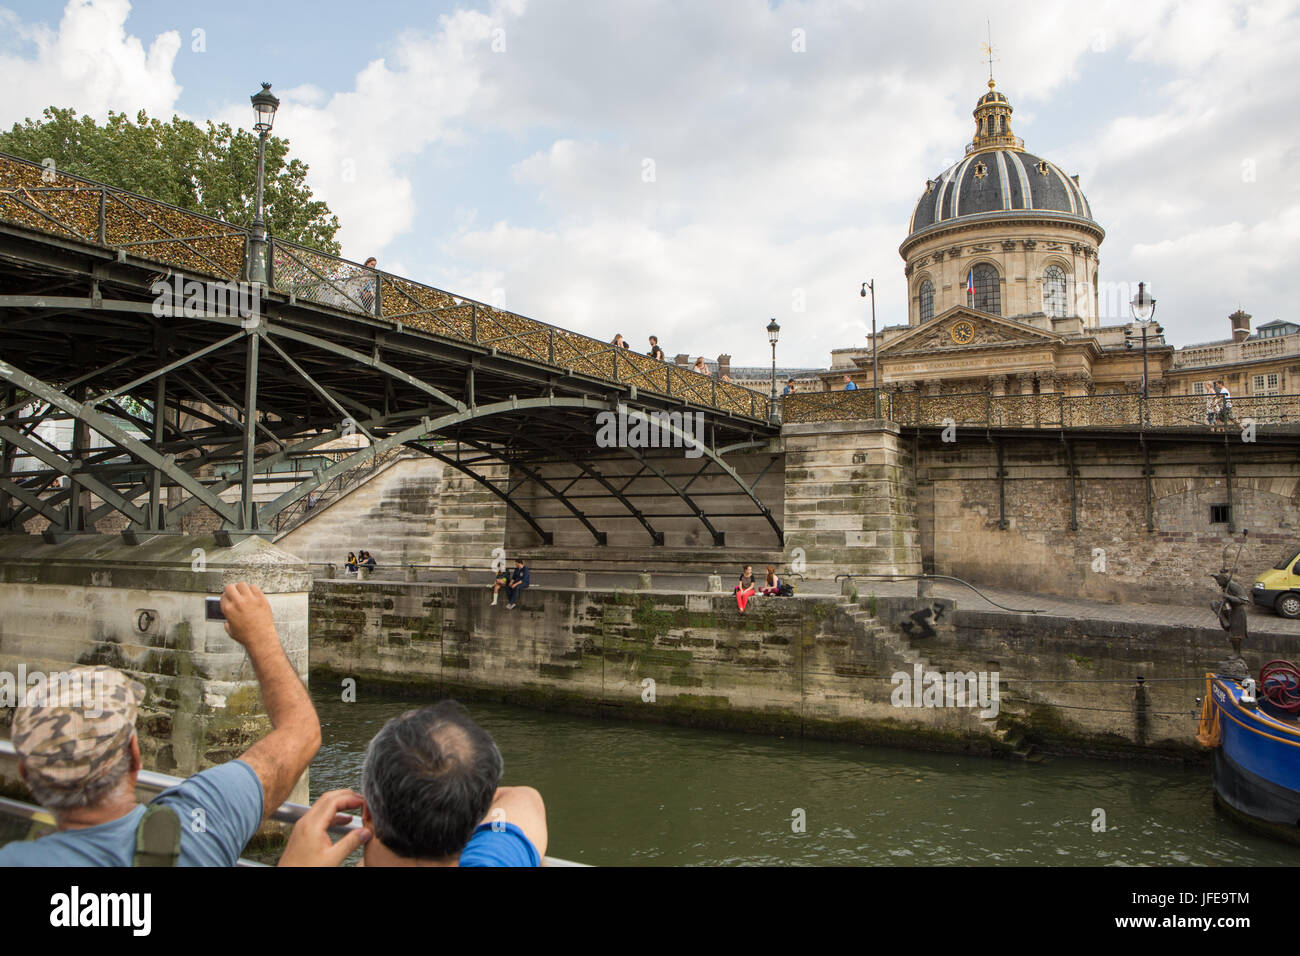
[1254,548,1300,619]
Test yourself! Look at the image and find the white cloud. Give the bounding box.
[3,0,1298,364]
[0,0,181,123]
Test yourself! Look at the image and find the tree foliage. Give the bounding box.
[0,107,340,254]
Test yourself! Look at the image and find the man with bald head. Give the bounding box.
[279,699,547,867]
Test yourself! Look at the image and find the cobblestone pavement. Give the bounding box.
[843,576,1300,638]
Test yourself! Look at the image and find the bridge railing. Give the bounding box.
[0,151,768,421]
[784,389,1300,430]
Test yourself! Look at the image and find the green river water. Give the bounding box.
[308,683,1300,867]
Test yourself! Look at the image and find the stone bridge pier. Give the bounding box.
[0,534,310,801]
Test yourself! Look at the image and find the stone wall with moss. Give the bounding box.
[309,580,1214,760]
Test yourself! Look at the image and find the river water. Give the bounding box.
[309,683,1300,867]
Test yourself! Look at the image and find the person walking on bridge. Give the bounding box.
[648,336,665,362]
[0,583,321,866]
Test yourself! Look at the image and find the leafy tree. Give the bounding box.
[0,107,340,254]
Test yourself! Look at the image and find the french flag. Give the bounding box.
[966,269,975,296]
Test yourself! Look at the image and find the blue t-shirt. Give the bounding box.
[844,381,858,390]
[0,760,264,867]
[458,822,540,867]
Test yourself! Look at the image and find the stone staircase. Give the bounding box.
[835,591,1040,760]
[275,456,451,568]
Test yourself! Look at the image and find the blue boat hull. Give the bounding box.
[1207,675,1300,841]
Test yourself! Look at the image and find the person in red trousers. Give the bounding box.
[735,565,757,613]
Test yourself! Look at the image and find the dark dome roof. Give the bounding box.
[908,149,1095,238]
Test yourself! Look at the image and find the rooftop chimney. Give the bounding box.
[1230,309,1251,343]
[673,353,690,366]
[716,354,731,378]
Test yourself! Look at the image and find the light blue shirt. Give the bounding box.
[0,760,264,867]
[844,381,858,390]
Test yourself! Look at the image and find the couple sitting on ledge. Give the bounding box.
[735,564,789,612]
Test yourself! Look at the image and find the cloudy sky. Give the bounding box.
[1,0,1297,368]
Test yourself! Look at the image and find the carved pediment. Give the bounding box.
[877,308,1063,356]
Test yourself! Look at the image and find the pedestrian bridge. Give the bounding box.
[0,151,781,547]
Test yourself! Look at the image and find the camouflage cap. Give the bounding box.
[11,666,144,790]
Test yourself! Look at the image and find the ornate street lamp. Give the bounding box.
[248,82,280,286]
[860,280,879,418]
[1128,281,1158,407]
[767,317,781,426]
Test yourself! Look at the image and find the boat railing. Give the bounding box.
[0,740,584,866]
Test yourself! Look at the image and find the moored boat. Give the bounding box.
[1198,663,1300,842]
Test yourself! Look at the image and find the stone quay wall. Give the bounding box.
[309,579,1221,760]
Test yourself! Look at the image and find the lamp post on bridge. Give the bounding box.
[248,82,280,287]
[1128,281,1157,424]
[860,280,880,419]
[767,317,781,426]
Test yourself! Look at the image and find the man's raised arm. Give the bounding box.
[221,582,321,819]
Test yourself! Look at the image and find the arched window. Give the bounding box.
[970,263,1001,315]
[1043,265,1067,317]
[918,279,934,323]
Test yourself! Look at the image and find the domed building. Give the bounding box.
[824,76,1167,399]
[901,79,1103,329]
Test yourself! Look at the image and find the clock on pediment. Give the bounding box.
[950,320,976,345]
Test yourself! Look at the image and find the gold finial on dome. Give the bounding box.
[982,21,997,89]
[969,28,1023,154]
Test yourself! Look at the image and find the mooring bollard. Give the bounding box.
[638,572,652,591]
[357,567,369,582]
[573,571,586,589]
[917,577,933,600]
[708,574,722,592]
[457,569,471,586]
[405,565,418,582]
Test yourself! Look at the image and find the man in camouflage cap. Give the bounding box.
[0,582,321,866]
[11,666,144,806]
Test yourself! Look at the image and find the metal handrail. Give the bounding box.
[835,572,1045,613]
[0,740,583,866]
[786,388,1300,431]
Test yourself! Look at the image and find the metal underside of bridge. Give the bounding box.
[0,152,781,545]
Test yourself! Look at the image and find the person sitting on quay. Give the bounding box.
[735,564,757,613]
[345,551,359,575]
[506,557,529,609]
[277,700,547,867]
[0,583,322,866]
[759,565,782,596]
[361,550,377,571]
[490,563,509,606]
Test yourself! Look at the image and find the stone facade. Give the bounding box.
[915,435,1299,605]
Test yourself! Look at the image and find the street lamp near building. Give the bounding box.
[248,82,280,286]
[767,317,781,426]
[1127,282,1158,423]
[860,280,880,418]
